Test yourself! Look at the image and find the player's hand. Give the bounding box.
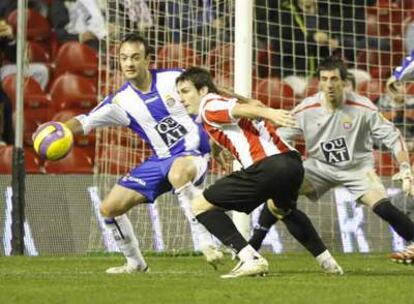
[393,162,413,195]
[268,109,298,128]
[211,141,232,172]
[32,122,50,142]
[0,21,13,39]
[386,76,399,95]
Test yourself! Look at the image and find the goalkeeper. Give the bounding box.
[249,56,414,262]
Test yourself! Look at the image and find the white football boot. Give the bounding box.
[390,243,414,264]
[320,259,344,275]
[221,256,269,279]
[202,245,225,270]
[106,263,149,274]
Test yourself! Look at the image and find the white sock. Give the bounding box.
[238,245,261,262]
[176,182,215,251]
[104,214,147,269]
[316,250,337,266]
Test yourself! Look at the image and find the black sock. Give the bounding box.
[373,199,414,242]
[249,204,278,250]
[196,210,248,253]
[282,209,327,257]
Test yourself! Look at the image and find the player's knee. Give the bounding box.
[267,199,292,220]
[191,194,214,216]
[100,200,123,218]
[169,158,197,187]
[99,203,113,218]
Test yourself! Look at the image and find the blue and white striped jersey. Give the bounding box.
[75,69,209,159]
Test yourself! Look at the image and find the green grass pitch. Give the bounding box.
[1,253,413,304]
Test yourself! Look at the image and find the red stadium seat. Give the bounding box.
[0,145,14,174]
[3,76,50,134]
[24,148,43,173]
[356,38,403,80]
[23,109,49,146]
[406,83,414,95]
[253,78,295,109]
[207,43,234,77]
[0,145,42,174]
[213,74,234,90]
[157,43,199,68]
[51,109,84,122]
[28,42,51,63]
[255,44,271,78]
[2,75,49,110]
[374,150,398,176]
[7,9,51,41]
[357,79,384,102]
[44,147,94,174]
[304,78,319,97]
[49,74,97,111]
[54,42,98,78]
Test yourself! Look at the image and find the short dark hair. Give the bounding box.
[176,67,219,94]
[317,56,348,81]
[346,73,356,90]
[120,33,152,57]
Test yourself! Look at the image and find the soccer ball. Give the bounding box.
[33,122,74,161]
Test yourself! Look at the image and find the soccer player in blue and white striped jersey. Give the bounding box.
[60,34,222,273]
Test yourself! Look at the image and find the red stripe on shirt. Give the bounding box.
[294,102,321,115]
[265,121,291,153]
[204,123,240,161]
[238,119,267,163]
[204,109,232,124]
[345,100,377,111]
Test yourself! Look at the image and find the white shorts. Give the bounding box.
[303,158,386,201]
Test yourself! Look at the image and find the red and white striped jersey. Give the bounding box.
[197,93,294,168]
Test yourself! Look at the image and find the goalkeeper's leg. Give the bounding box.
[266,200,343,275]
[362,191,414,264]
[100,185,148,274]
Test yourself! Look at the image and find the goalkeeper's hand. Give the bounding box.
[392,162,413,195]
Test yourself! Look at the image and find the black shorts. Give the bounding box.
[203,151,304,214]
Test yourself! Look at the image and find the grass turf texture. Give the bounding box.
[1,253,413,304]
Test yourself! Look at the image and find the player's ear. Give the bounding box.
[200,86,209,96]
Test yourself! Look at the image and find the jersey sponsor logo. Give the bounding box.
[144,96,159,104]
[320,137,350,163]
[341,116,353,130]
[164,95,176,107]
[342,121,352,129]
[121,175,147,186]
[155,116,188,147]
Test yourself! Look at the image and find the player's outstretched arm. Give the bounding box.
[231,103,297,128]
[63,118,85,136]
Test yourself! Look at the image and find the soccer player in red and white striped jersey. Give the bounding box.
[176,67,342,278]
